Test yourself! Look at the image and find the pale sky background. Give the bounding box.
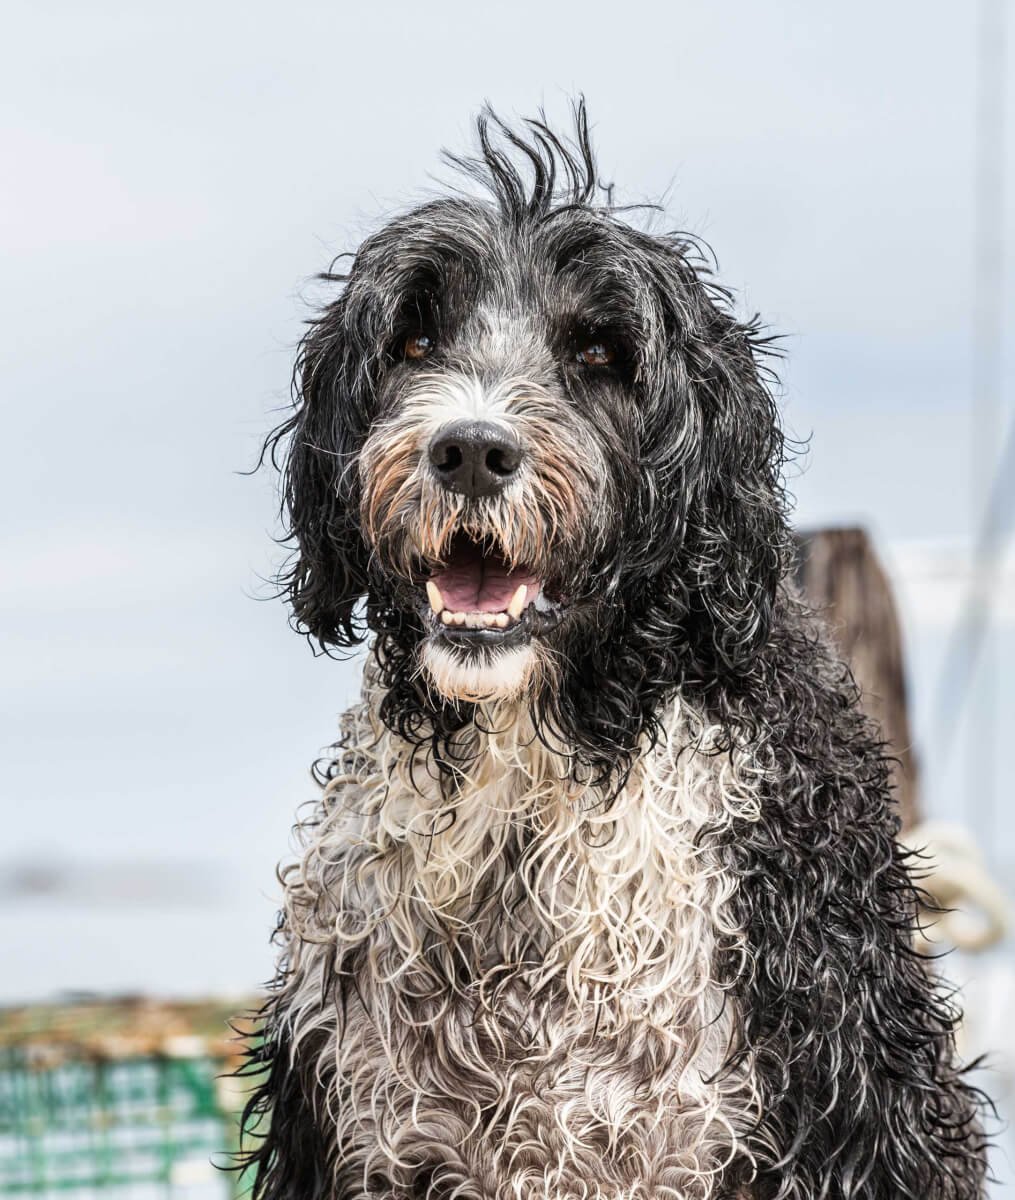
[2,0,1014,1143]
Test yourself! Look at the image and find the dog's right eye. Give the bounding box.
[575,340,615,367]
[403,333,434,361]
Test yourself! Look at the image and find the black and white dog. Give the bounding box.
[242,106,987,1199]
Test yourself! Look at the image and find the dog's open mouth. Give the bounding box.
[421,531,564,645]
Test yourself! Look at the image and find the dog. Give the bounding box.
[240,105,988,1199]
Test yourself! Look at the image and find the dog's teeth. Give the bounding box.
[507,585,527,620]
[426,581,444,615]
[442,608,517,630]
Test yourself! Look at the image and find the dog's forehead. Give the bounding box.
[449,304,554,378]
[364,200,645,319]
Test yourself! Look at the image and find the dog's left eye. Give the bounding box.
[404,333,435,361]
[575,340,615,367]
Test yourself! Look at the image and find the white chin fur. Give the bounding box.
[421,641,536,702]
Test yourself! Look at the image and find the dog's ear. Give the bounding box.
[646,245,789,676]
[270,294,372,650]
[548,254,789,782]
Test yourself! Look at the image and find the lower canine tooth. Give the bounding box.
[495,613,509,628]
[440,610,453,625]
[507,584,527,620]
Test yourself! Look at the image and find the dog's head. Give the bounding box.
[270,104,789,773]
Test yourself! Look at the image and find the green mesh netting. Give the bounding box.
[0,1049,242,1198]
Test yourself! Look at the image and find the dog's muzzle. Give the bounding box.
[420,420,565,651]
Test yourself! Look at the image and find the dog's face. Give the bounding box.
[357,200,644,702]
[273,109,788,765]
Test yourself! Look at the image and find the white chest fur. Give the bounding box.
[278,682,764,1199]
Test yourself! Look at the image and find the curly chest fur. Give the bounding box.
[274,689,764,1199]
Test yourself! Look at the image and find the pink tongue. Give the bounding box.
[431,546,539,613]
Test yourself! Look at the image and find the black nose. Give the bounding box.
[428,420,523,498]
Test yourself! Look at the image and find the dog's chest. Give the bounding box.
[296,698,762,1195]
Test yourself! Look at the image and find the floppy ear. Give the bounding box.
[679,299,788,675]
[636,240,789,679]
[538,259,789,787]
[270,294,372,650]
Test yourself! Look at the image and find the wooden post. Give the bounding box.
[794,527,920,831]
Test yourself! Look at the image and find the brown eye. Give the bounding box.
[404,332,434,361]
[575,340,615,367]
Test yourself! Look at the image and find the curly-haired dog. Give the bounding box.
[242,105,988,1199]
